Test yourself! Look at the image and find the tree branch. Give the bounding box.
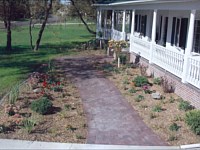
[70,0,96,35]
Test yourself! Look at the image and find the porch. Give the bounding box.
[95,1,200,90]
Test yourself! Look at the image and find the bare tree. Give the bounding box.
[69,0,96,34]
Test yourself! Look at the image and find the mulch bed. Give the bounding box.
[93,57,200,146]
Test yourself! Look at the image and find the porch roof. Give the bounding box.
[94,0,197,6]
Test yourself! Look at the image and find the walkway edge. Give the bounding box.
[0,139,182,149]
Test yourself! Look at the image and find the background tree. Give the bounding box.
[68,0,96,34]
[28,0,54,51]
[0,0,28,51]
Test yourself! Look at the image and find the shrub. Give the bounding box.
[128,88,137,94]
[139,64,148,76]
[179,100,194,111]
[153,77,161,85]
[169,96,175,103]
[149,113,157,119]
[123,78,130,85]
[119,54,127,65]
[185,110,200,135]
[0,125,6,133]
[31,97,53,115]
[133,76,148,87]
[161,77,175,93]
[135,95,144,102]
[152,105,162,112]
[168,135,178,141]
[21,118,36,134]
[169,123,180,131]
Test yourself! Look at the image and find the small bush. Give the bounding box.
[168,135,178,141]
[169,123,180,131]
[179,100,193,111]
[139,64,148,76]
[123,78,130,85]
[152,105,162,112]
[149,113,157,119]
[21,118,36,134]
[135,95,144,102]
[31,97,53,115]
[119,54,127,65]
[185,110,200,135]
[128,88,137,94]
[76,135,86,139]
[66,125,77,132]
[169,96,175,103]
[133,76,148,87]
[161,77,175,93]
[153,77,161,85]
[0,125,6,133]
[64,104,71,111]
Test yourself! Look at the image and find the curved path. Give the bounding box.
[56,55,167,146]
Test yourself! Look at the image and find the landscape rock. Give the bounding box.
[151,92,161,100]
[33,88,42,93]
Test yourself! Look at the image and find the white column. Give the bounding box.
[96,9,100,38]
[182,10,196,83]
[122,10,126,40]
[160,17,165,45]
[99,9,102,29]
[131,9,135,35]
[112,10,115,30]
[122,10,126,33]
[149,9,157,64]
[166,12,173,48]
[104,10,107,29]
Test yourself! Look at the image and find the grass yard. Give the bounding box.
[0,24,96,98]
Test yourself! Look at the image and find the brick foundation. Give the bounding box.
[130,52,200,109]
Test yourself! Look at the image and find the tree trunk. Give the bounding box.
[29,18,34,50]
[3,0,7,29]
[4,20,7,29]
[6,20,12,51]
[70,0,96,35]
[34,0,53,51]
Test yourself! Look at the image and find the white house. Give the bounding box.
[94,0,200,107]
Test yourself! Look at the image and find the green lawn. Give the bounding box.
[0,24,96,97]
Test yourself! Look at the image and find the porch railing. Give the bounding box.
[186,57,200,89]
[152,44,184,78]
[131,36,151,60]
[112,29,124,41]
[102,28,112,40]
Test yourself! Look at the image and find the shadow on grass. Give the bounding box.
[0,40,90,79]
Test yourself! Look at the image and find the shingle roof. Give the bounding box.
[96,0,133,4]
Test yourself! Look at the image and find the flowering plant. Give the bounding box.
[142,85,152,94]
[108,40,128,49]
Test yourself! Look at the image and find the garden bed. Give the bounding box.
[0,61,87,143]
[96,60,200,146]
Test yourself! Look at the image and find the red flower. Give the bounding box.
[43,81,47,87]
[56,82,61,86]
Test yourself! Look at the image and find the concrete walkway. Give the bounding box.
[0,139,180,149]
[56,56,167,146]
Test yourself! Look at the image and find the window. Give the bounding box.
[134,14,147,36]
[171,17,188,50]
[193,20,200,54]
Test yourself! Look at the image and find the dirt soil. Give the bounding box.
[104,64,200,146]
[0,49,106,143]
